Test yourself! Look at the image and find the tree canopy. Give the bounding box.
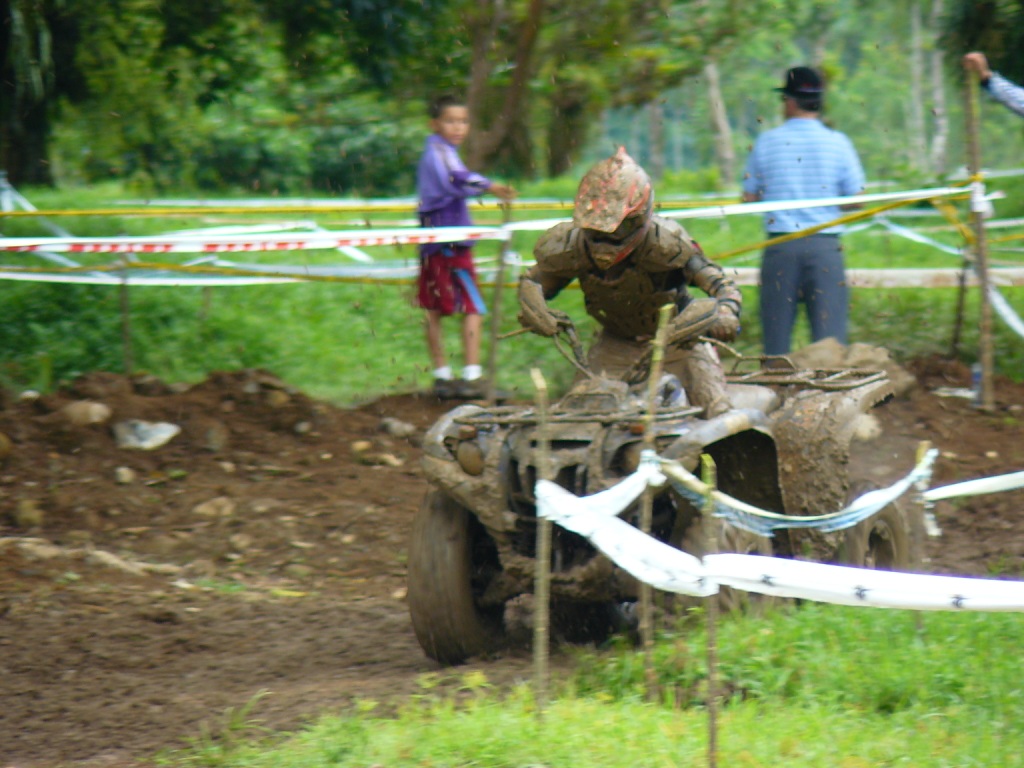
[1,0,1022,193]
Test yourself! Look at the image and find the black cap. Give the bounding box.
[774,66,825,98]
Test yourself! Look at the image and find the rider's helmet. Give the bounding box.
[573,146,654,269]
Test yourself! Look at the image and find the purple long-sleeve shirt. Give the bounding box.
[417,133,492,254]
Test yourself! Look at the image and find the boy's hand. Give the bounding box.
[489,183,517,202]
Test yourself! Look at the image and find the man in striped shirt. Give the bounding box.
[964,52,1024,118]
[742,66,865,357]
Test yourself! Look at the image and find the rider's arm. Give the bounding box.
[520,264,573,300]
[684,252,742,318]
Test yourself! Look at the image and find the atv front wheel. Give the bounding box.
[407,490,506,664]
[837,482,924,571]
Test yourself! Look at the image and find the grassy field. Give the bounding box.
[158,604,1024,767]
[0,180,1021,402]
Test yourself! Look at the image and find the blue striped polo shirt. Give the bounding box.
[987,72,1024,118]
[742,117,865,234]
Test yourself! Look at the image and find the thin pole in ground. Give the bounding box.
[964,74,996,410]
[486,204,513,405]
[530,367,553,716]
[640,304,674,701]
[701,453,720,768]
[119,265,134,375]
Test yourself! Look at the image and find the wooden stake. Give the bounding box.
[640,304,674,701]
[119,266,134,375]
[486,204,513,405]
[701,453,719,768]
[964,74,996,410]
[530,367,552,716]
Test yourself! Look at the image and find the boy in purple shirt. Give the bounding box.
[417,94,515,399]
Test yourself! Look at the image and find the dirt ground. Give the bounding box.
[1,358,1022,768]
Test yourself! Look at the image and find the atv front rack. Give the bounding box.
[726,364,887,391]
[453,403,703,427]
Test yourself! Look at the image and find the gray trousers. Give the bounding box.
[759,234,847,355]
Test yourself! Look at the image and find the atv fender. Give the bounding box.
[768,379,893,519]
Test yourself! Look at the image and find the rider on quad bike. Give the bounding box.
[517,146,743,417]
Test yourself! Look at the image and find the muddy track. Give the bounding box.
[1,357,1022,767]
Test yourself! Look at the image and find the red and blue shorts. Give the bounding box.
[417,245,487,317]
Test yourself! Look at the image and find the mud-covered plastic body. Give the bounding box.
[408,338,920,664]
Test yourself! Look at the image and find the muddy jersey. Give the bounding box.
[526,215,741,340]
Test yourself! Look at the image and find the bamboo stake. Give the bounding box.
[701,453,719,768]
[486,204,513,405]
[639,304,674,701]
[119,265,134,375]
[530,367,552,716]
[964,75,995,410]
[949,257,969,357]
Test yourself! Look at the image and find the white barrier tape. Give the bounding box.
[4,262,1024,288]
[923,470,1024,502]
[659,449,938,537]
[663,186,969,222]
[537,462,1024,610]
[0,271,301,287]
[876,218,964,256]
[989,283,1024,340]
[706,554,1024,611]
[166,221,328,236]
[501,186,970,232]
[536,480,717,597]
[0,225,509,254]
[971,181,996,218]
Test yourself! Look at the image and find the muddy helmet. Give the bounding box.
[573,146,654,269]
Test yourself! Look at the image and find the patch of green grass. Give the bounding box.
[151,606,1024,767]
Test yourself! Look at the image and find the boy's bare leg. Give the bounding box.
[425,310,447,370]
[461,312,482,367]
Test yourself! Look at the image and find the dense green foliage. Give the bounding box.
[155,605,1024,766]
[5,0,1024,192]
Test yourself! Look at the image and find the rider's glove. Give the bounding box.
[518,305,572,337]
[518,278,571,337]
[706,303,741,342]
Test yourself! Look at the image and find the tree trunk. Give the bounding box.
[705,62,734,188]
[1,90,55,187]
[546,77,590,176]
[0,0,56,187]
[928,0,949,177]
[647,100,665,181]
[466,0,545,170]
[908,0,928,172]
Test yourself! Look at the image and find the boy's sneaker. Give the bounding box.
[433,378,459,400]
[455,377,487,400]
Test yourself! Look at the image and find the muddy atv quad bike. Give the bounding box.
[407,299,925,664]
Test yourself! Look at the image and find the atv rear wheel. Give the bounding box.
[408,490,506,664]
[837,482,924,571]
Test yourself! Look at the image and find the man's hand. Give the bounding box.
[706,304,740,342]
[963,52,993,82]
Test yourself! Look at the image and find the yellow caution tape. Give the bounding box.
[712,191,971,262]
